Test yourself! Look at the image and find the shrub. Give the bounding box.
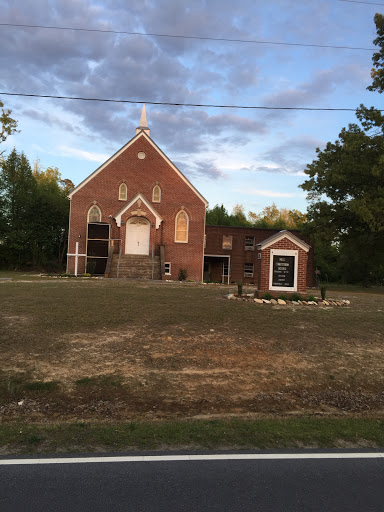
[290,293,302,301]
[237,282,243,296]
[82,273,91,277]
[278,294,289,301]
[178,268,188,281]
[320,286,327,300]
[307,295,316,302]
[263,292,273,300]
[86,260,96,275]
[24,380,60,392]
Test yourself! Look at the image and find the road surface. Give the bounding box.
[1,451,384,511]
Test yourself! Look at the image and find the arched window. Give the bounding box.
[175,210,189,243]
[119,183,127,201]
[88,205,101,223]
[152,185,161,203]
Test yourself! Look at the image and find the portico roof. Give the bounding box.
[114,192,163,229]
[256,230,310,252]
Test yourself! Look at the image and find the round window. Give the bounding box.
[138,151,146,159]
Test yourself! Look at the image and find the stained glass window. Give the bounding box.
[175,210,188,243]
[119,183,127,201]
[88,205,101,223]
[152,185,161,202]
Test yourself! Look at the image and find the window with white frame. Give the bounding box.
[152,185,161,203]
[119,183,127,201]
[88,205,101,223]
[245,236,255,251]
[175,210,188,243]
[164,262,171,275]
[244,263,254,277]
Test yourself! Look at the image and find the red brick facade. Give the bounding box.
[67,131,207,281]
[257,237,309,294]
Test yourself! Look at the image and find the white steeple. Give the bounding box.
[136,104,150,136]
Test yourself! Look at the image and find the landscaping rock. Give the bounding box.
[262,299,271,304]
[277,299,286,305]
[270,299,278,305]
[254,298,263,304]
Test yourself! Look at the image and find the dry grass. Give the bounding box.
[1,277,384,422]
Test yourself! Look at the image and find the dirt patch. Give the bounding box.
[2,326,384,422]
[1,279,384,422]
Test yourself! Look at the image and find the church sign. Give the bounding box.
[272,255,295,288]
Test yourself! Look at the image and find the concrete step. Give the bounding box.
[109,254,161,279]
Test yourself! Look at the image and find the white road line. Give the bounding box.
[1,453,384,465]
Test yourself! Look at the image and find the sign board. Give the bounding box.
[272,255,295,287]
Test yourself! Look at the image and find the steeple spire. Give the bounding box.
[136,104,150,136]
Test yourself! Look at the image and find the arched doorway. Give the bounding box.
[125,217,150,255]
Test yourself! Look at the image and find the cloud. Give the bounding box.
[174,158,225,181]
[244,135,324,175]
[263,64,369,109]
[58,145,110,162]
[236,187,304,198]
[22,108,80,134]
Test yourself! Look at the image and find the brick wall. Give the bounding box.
[67,133,206,280]
[258,238,308,294]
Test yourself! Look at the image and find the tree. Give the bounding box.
[0,99,18,154]
[300,123,384,285]
[231,204,250,227]
[206,204,232,226]
[0,149,70,270]
[248,203,306,229]
[368,13,384,93]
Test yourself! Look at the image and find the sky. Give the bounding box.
[0,0,383,216]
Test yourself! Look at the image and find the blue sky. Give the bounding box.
[0,0,382,216]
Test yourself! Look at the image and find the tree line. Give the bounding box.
[0,148,73,271]
[206,203,306,230]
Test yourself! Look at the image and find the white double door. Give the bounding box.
[125,217,150,255]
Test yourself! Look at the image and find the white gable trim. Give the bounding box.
[142,133,208,206]
[114,192,163,229]
[68,131,208,206]
[257,230,310,252]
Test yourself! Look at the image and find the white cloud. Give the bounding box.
[58,146,110,162]
[236,187,304,198]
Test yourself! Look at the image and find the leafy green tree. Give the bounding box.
[367,13,384,93]
[230,204,250,227]
[206,204,232,226]
[0,149,70,270]
[0,149,36,267]
[0,99,19,154]
[248,203,306,229]
[32,163,71,267]
[300,124,384,285]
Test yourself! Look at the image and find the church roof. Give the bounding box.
[68,130,208,206]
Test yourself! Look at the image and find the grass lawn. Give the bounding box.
[1,275,383,452]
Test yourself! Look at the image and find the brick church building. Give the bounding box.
[67,107,314,294]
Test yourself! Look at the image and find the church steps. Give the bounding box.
[109,254,161,279]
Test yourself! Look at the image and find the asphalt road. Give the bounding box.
[1,452,384,511]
